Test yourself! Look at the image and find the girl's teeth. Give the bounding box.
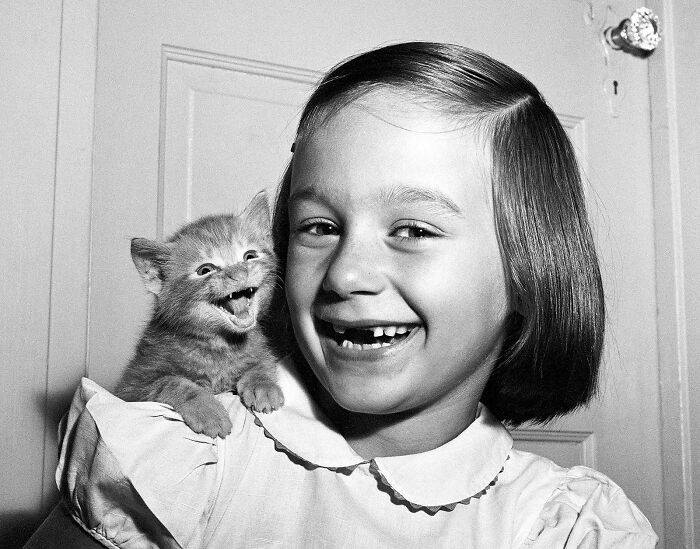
[340,340,386,351]
[332,324,413,337]
[334,324,416,350]
[369,325,407,337]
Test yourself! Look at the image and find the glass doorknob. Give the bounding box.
[604,7,661,52]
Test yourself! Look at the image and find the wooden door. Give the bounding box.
[80,0,664,541]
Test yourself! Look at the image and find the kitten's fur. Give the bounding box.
[115,192,283,438]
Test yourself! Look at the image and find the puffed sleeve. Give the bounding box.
[55,378,254,549]
[519,466,657,548]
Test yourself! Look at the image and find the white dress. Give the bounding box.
[56,357,657,548]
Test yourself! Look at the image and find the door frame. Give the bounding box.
[41,0,98,513]
[647,0,699,546]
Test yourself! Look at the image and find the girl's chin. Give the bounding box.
[320,374,414,416]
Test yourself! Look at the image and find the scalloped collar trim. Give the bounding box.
[253,357,513,511]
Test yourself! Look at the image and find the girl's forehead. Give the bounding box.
[290,95,492,208]
[332,89,471,135]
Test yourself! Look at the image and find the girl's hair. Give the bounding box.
[273,42,605,426]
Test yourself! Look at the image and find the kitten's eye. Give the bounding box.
[243,250,259,261]
[196,263,218,276]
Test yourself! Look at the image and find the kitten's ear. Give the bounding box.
[130,238,170,295]
[242,190,271,231]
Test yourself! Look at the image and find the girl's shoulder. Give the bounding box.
[500,449,658,548]
[55,375,657,548]
[56,377,258,548]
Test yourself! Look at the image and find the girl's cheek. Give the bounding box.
[286,244,323,302]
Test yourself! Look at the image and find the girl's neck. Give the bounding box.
[299,362,487,459]
[329,396,482,459]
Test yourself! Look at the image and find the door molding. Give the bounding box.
[648,1,697,547]
[44,0,99,509]
[511,429,596,468]
[157,45,320,236]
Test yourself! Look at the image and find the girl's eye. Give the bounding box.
[392,224,439,240]
[243,250,259,261]
[299,220,339,237]
[196,263,218,276]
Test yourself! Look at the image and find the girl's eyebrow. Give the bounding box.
[289,184,463,217]
[288,186,334,207]
[380,184,463,216]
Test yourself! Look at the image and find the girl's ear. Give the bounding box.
[242,190,271,232]
[130,238,170,295]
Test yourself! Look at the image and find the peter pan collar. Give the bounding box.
[253,357,513,513]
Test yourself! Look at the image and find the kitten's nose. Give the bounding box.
[224,266,248,288]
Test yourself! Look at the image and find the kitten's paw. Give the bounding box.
[239,382,284,414]
[175,394,232,438]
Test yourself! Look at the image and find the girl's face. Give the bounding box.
[286,94,509,418]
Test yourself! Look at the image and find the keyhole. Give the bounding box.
[613,80,619,95]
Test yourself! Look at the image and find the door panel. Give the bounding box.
[161,47,317,235]
[86,0,663,539]
[512,429,596,470]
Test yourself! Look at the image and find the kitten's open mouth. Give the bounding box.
[215,287,258,331]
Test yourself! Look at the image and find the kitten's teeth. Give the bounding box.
[384,326,397,337]
[342,340,351,348]
[372,326,383,337]
[333,324,347,334]
[395,326,408,334]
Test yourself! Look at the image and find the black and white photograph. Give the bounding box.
[1,1,696,547]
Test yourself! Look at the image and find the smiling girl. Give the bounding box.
[38,42,656,548]
[285,93,509,459]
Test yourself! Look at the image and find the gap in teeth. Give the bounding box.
[333,324,409,337]
[335,326,414,349]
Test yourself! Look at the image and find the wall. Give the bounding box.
[0,1,63,544]
[0,1,97,546]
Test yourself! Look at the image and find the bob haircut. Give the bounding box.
[272,42,605,426]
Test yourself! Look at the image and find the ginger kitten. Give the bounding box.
[115,192,283,438]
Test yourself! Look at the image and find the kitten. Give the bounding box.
[114,191,283,438]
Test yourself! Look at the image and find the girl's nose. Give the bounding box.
[321,236,386,298]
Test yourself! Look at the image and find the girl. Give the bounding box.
[43,42,656,547]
